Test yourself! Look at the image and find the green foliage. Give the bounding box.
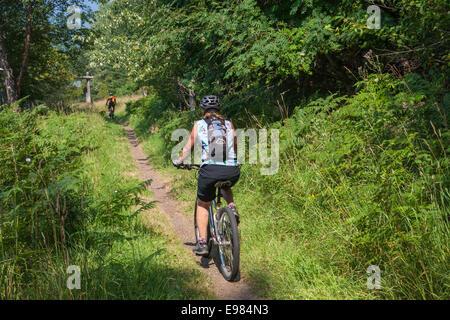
[3,0,448,300]
[90,66,141,101]
[0,107,210,299]
[0,0,95,104]
[0,106,135,253]
[124,71,449,299]
[89,0,449,117]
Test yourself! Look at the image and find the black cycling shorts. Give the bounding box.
[197,164,240,202]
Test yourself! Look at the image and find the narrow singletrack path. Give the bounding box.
[122,122,259,300]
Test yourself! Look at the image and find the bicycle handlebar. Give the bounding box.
[176,163,201,170]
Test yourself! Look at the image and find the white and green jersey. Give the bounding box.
[197,118,237,167]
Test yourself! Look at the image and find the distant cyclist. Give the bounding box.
[173,95,240,255]
[106,92,116,119]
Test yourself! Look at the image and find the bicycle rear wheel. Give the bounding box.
[216,206,240,281]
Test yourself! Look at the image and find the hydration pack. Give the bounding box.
[205,117,228,162]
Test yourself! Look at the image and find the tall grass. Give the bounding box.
[0,106,210,299]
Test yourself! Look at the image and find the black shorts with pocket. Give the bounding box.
[197,164,240,202]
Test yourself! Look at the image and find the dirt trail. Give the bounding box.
[122,122,259,300]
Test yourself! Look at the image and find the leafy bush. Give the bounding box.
[276,73,449,298]
[90,0,449,119]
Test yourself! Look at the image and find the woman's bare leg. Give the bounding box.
[221,188,235,206]
[196,199,211,239]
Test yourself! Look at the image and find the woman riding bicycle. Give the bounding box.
[173,95,240,256]
[106,92,116,119]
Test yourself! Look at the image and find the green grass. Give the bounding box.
[123,125,373,299]
[0,108,211,299]
[68,115,210,299]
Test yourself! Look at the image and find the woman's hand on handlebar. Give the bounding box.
[172,161,200,170]
[172,159,182,168]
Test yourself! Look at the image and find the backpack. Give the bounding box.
[205,117,228,162]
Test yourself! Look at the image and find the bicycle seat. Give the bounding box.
[214,180,232,189]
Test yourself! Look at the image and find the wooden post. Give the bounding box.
[86,77,91,109]
[75,72,94,110]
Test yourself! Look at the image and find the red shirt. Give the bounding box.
[106,96,116,105]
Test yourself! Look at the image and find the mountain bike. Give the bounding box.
[177,163,240,282]
[108,105,115,119]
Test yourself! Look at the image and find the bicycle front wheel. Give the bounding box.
[216,206,240,281]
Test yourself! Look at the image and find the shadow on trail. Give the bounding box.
[83,258,211,299]
[125,130,140,147]
[80,223,211,299]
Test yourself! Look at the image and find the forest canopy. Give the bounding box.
[87,0,449,117]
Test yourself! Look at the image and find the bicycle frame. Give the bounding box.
[108,106,115,118]
[178,163,240,281]
[181,164,226,246]
[207,193,225,247]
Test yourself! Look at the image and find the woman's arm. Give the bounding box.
[177,122,197,163]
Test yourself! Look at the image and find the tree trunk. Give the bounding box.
[188,87,196,111]
[17,1,33,98]
[176,78,197,111]
[0,25,18,104]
